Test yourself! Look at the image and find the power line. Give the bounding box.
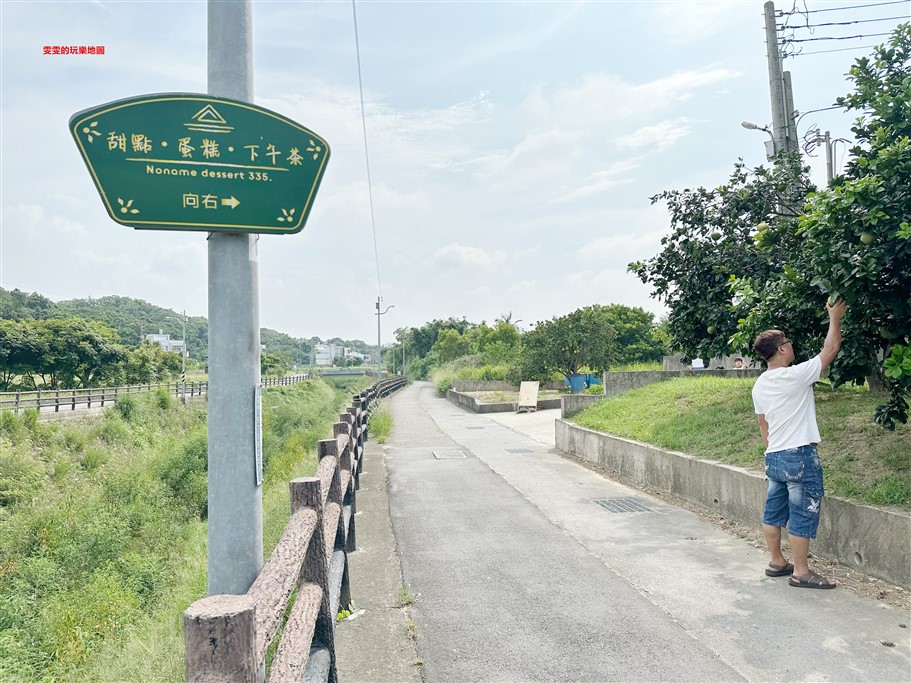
[781,0,909,14]
[351,0,383,300]
[782,31,894,42]
[787,43,879,55]
[790,14,910,27]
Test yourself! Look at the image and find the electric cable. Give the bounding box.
[795,15,909,26]
[782,31,894,42]
[351,0,383,300]
[781,0,909,15]
[788,43,880,55]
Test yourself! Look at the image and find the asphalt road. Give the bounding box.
[380,381,911,683]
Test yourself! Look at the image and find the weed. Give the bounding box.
[404,618,418,640]
[411,658,424,667]
[80,447,109,472]
[154,387,172,410]
[114,395,138,421]
[399,583,419,607]
[370,407,393,443]
[0,446,46,506]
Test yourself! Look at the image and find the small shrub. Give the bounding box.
[20,409,39,432]
[114,396,138,421]
[41,567,140,668]
[62,427,89,453]
[115,551,167,605]
[436,377,453,396]
[0,411,26,444]
[98,415,129,445]
[154,388,173,411]
[80,447,109,472]
[158,431,208,519]
[370,408,393,444]
[0,448,46,506]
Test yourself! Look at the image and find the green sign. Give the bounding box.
[69,93,330,234]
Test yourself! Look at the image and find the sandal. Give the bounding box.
[765,561,794,577]
[789,571,837,589]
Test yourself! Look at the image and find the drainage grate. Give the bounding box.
[433,450,466,459]
[465,426,485,430]
[505,448,532,453]
[593,498,653,513]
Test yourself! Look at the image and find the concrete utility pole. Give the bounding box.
[764,1,794,156]
[206,0,263,596]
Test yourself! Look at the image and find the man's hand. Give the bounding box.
[826,298,847,320]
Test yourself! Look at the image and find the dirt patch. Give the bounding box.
[559,451,911,611]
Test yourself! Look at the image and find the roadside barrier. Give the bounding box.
[0,374,311,415]
[183,376,407,682]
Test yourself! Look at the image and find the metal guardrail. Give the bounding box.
[0,374,312,415]
[183,376,407,682]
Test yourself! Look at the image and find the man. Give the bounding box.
[751,299,847,589]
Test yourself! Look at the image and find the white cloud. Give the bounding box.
[617,119,692,152]
[431,244,505,272]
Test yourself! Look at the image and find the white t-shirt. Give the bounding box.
[752,355,822,453]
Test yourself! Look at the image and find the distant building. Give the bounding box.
[146,332,186,356]
[313,344,369,366]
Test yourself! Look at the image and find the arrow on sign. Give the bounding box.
[221,196,240,209]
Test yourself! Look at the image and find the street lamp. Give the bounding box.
[742,121,775,161]
[374,298,394,380]
[166,311,187,404]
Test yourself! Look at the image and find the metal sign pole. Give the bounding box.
[206,0,263,596]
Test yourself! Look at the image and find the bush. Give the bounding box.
[369,407,393,444]
[154,387,172,410]
[157,431,208,520]
[41,567,140,668]
[0,448,46,506]
[114,396,137,421]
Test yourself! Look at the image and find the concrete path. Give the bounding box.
[343,382,911,682]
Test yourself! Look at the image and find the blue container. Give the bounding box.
[587,373,602,386]
[569,374,587,393]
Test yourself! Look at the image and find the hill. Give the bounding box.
[0,287,368,363]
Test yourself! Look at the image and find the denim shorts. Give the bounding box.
[763,444,825,539]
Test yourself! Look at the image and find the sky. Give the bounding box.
[1,0,908,344]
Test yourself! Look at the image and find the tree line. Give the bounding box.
[389,304,670,384]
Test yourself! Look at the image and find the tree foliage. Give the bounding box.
[522,305,619,381]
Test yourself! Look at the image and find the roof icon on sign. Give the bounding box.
[185,104,234,133]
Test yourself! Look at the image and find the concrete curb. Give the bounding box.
[446,389,561,414]
[556,418,911,589]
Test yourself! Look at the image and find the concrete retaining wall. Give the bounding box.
[447,390,561,414]
[555,419,911,589]
[601,369,762,398]
[561,394,603,417]
[452,380,564,392]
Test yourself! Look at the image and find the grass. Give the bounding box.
[470,390,563,404]
[369,407,394,444]
[570,376,911,508]
[0,375,371,680]
[398,583,419,607]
